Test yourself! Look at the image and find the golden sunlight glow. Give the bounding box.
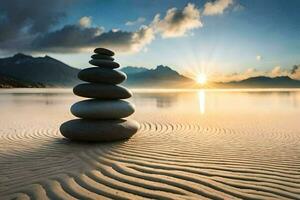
[196,74,207,85]
[197,90,206,114]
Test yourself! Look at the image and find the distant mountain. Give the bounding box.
[120,65,195,88]
[0,73,45,88]
[121,66,148,74]
[0,53,80,87]
[218,76,300,88]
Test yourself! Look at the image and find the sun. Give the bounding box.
[196,73,207,85]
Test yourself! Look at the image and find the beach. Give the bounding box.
[0,89,300,199]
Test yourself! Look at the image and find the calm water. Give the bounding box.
[0,89,300,118]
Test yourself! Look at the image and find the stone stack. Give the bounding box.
[60,48,139,142]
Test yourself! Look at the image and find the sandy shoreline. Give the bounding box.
[1,90,300,199]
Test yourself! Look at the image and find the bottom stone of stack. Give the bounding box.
[60,119,139,142]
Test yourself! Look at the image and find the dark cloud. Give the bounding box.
[89,25,154,53]
[0,0,69,44]
[32,23,154,53]
[32,25,105,52]
[0,0,154,54]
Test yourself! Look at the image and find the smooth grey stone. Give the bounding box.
[89,59,120,68]
[60,119,139,142]
[91,54,114,61]
[94,48,114,56]
[73,83,132,99]
[71,99,135,119]
[78,68,126,84]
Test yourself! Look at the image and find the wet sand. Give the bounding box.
[0,89,300,199]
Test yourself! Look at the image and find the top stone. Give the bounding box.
[94,48,114,56]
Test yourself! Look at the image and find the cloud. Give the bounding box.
[125,17,146,26]
[112,29,120,32]
[270,66,283,77]
[291,65,299,74]
[256,55,262,61]
[203,0,233,16]
[151,3,202,38]
[131,25,155,52]
[32,22,155,53]
[0,0,69,44]
[0,1,201,54]
[78,16,92,28]
[265,65,298,79]
[89,25,155,53]
[32,24,105,52]
[290,65,300,79]
[0,2,203,54]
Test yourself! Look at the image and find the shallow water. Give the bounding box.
[0,89,300,199]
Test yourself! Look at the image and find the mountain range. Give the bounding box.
[0,53,300,88]
[0,53,79,87]
[122,65,195,87]
[217,76,300,88]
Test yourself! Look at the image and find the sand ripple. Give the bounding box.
[0,112,300,200]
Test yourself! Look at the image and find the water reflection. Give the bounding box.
[0,92,76,106]
[197,90,205,114]
[133,89,300,115]
[133,93,178,108]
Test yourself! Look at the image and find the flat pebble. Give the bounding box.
[89,59,120,68]
[60,119,139,142]
[91,54,114,61]
[71,99,135,119]
[78,68,126,84]
[94,48,114,56]
[73,83,132,99]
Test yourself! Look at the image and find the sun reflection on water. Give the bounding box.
[197,90,206,114]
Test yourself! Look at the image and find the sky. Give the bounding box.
[0,0,300,81]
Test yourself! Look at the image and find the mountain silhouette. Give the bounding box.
[121,66,148,74]
[120,65,195,87]
[219,76,300,88]
[0,53,80,87]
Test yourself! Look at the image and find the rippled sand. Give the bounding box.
[0,89,300,199]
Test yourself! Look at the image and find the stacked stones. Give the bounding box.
[60,48,139,142]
